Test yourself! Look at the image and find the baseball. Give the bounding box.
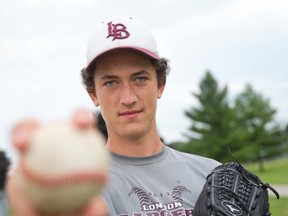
[16,122,110,215]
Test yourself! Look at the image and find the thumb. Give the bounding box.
[11,119,40,154]
[71,108,96,129]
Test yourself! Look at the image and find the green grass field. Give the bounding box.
[246,157,288,215]
[270,196,288,216]
[245,157,288,184]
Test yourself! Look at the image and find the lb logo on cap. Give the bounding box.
[107,22,130,41]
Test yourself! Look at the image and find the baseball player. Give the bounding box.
[7,16,220,216]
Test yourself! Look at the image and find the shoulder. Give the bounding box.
[166,146,221,170]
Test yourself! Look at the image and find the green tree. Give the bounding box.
[176,71,234,161]
[231,84,284,168]
[171,72,287,167]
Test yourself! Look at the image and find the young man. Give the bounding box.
[81,16,220,215]
[8,16,220,215]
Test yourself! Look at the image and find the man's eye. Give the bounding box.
[105,81,116,87]
[135,77,147,82]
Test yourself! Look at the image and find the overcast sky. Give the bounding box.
[1,0,288,162]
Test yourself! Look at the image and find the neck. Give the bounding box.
[106,130,164,157]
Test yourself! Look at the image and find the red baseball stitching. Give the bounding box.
[20,161,107,187]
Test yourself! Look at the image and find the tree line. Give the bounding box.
[170,71,288,170]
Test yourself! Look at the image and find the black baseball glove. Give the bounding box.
[194,162,280,216]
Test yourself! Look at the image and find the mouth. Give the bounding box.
[119,110,142,119]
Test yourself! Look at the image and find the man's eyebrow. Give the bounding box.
[99,75,118,81]
[99,70,150,80]
[132,70,150,77]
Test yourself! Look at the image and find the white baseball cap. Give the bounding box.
[85,16,160,70]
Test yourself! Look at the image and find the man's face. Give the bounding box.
[89,49,165,140]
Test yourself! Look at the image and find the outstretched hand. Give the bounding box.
[7,109,109,216]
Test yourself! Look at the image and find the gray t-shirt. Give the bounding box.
[102,145,220,216]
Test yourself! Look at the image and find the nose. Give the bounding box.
[119,83,137,106]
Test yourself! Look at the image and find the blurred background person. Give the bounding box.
[0,150,11,216]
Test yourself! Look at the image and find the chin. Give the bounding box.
[120,129,148,140]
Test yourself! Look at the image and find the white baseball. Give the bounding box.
[16,122,110,215]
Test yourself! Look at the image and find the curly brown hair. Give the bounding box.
[81,54,170,93]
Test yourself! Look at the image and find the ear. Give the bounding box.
[157,84,166,99]
[88,91,100,107]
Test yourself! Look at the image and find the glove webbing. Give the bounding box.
[209,169,257,215]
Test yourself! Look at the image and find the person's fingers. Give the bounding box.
[71,108,96,129]
[12,119,40,153]
[81,196,109,216]
[8,170,107,216]
[11,109,95,153]
[6,169,41,216]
